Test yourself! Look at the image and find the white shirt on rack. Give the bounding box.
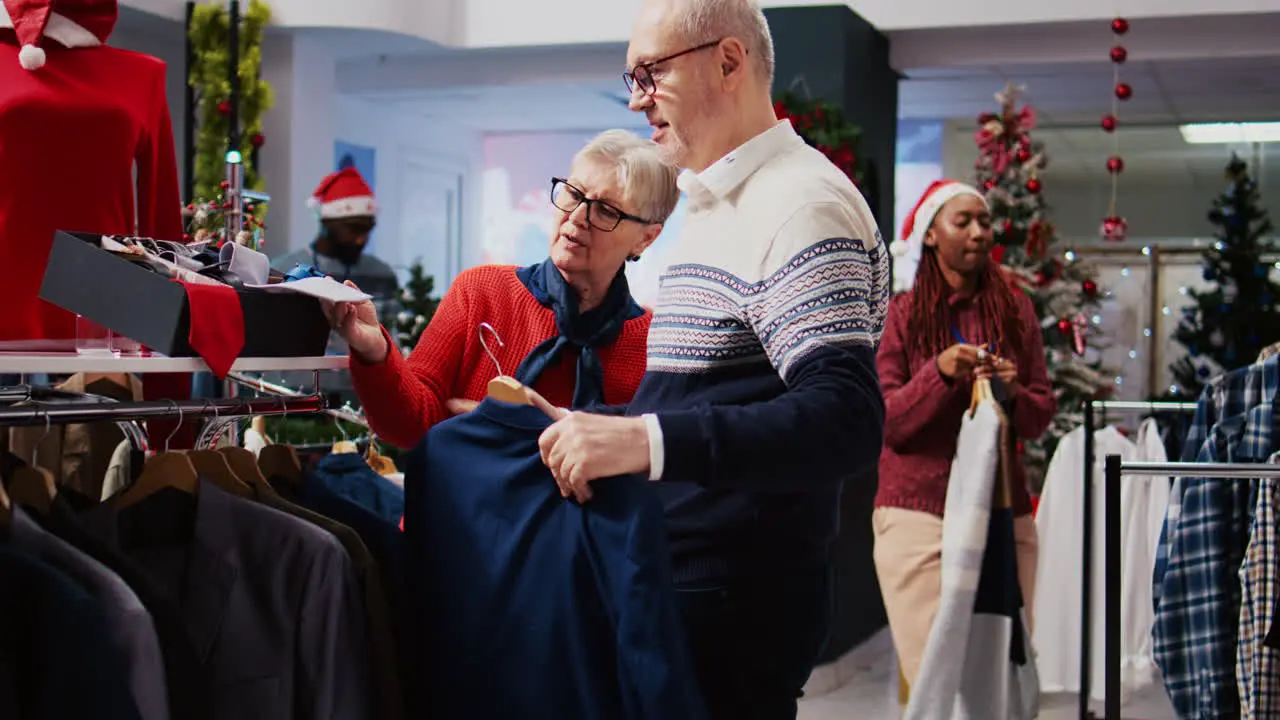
[1033,419,1172,703]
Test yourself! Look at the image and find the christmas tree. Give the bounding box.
[973,83,1113,489]
[1169,154,1280,396]
[392,261,442,353]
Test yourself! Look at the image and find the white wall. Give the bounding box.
[333,98,483,290]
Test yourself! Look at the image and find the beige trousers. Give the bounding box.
[872,506,1039,690]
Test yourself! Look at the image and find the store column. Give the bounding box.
[763,4,899,661]
[260,34,338,257]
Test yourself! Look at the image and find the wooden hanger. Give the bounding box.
[479,322,533,405]
[7,411,56,515]
[188,449,253,498]
[218,446,275,496]
[970,376,994,416]
[0,476,11,534]
[259,443,303,489]
[115,409,200,510]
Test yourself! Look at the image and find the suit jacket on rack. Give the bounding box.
[36,493,210,720]
[81,479,376,720]
[0,546,142,720]
[9,506,169,720]
[252,483,405,720]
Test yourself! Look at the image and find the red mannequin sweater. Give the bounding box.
[873,289,1056,517]
[350,265,652,449]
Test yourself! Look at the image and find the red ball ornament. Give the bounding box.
[1106,156,1125,173]
[250,133,265,148]
[1101,114,1118,132]
[1111,17,1129,34]
[1115,83,1133,100]
[219,180,230,189]
[1016,147,1032,163]
[1100,215,1129,243]
[1058,318,1073,335]
[182,233,191,242]
[222,201,234,209]
[1020,136,1032,150]
[1002,220,1014,235]
[1026,178,1042,193]
[217,100,232,115]
[984,179,995,191]
[1083,280,1098,297]
[1110,45,1128,63]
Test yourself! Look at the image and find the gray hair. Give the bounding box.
[575,129,680,224]
[673,0,774,84]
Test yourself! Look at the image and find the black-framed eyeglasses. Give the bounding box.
[623,39,723,96]
[550,178,652,232]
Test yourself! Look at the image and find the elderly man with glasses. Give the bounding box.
[534,0,890,717]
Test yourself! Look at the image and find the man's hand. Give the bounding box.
[537,412,651,503]
[446,399,479,415]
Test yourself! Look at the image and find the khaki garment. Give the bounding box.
[873,506,1039,691]
[5,373,143,499]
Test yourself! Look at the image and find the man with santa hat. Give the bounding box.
[273,167,399,305]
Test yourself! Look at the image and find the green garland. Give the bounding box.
[188,0,273,203]
[772,93,865,186]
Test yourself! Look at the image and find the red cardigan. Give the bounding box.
[873,288,1056,517]
[350,265,652,449]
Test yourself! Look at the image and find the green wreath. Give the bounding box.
[772,93,865,187]
[188,0,273,204]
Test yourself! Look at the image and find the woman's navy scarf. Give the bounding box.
[513,260,645,409]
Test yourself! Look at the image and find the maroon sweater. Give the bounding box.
[874,288,1056,517]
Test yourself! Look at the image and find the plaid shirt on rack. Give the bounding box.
[1152,357,1278,718]
[1237,449,1280,720]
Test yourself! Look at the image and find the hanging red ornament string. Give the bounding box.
[1101,17,1130,242]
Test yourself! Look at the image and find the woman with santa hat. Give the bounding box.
[872,179,1056,689]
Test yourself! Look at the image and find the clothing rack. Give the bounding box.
[0,393,325,427]
[1078,399,1198,720]
[1098,456,1280,719]
[225,371,368,428]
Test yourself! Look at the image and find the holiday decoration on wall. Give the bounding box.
[773,94,864,187]
[392,261,442,353]
[1099,16,1131,242]
[189,0,273,203]
[1168,154,1280,397]
[972,82,1114,490]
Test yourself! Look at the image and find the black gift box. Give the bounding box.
[39,231,331,358]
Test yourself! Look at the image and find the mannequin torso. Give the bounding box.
[0,38,182,340]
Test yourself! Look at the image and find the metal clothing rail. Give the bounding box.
[0,394,325,427]
[225,371,368,428]
[1099,456,1280,719]
[1078,399,1199,720]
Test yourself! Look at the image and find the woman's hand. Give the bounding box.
[322,281,388,364]
[976,355,1020,393]
[936,343,983,381]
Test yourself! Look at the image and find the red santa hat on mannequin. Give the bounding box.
[890,179,988,258]
[0,0,118,71]
[308,167,378,220]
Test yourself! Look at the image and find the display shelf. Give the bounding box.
[0,351,347,374]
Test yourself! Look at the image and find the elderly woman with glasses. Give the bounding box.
[327,129,678,449]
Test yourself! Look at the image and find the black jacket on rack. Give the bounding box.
[0,545,143,720]
[34,493,210,720]
[79,479,376,720]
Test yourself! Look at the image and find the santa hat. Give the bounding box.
[0,0,117,71]
[890,179,988,258]
[308,167,377,220]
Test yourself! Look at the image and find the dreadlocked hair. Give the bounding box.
[906,245,1026,359]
